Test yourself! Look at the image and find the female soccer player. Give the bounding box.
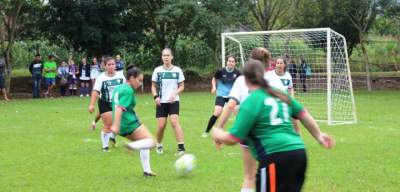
[212,60,335,192]
[266,57,300,134]
[88,57,125,151]
[111,66,156,177]
[215,47,284,192]
[202,55,241,137]
[151,48,186,156]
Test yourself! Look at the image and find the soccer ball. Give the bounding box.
[174,154,196,176]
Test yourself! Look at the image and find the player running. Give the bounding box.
[151,48,186,156]
[88,57,125,151]
[212,59,334,192]
[202,55,241,137]
[215,47,284,192]
[111,66,156,177]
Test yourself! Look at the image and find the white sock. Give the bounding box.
[101,131,108,148]
[101,131,111,148]
[127,138,154,150]
[110,132,116,139]
[240,188,254,192]
[140,149,152,173]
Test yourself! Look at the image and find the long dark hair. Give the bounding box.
[250,47,271,68]
[243,59,291,104]
[126,65,142,79]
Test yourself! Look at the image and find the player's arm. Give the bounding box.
[211,77,216,94]
[88,91,99,113]
[297,112,334,148]
[216,99,237,129]
[151,82,161,106]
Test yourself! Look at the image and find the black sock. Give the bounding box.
[205,115,218,133]
[178,143,185,151]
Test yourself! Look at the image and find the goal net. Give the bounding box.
[221,28,357,125]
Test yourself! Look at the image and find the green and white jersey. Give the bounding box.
[152,65,185,103]
[112,84,139,129]
[228,89,306,160]
[93,72,125,102]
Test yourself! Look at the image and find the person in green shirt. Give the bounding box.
[212,59,335,192]
[111,66,156,177]
[43,54,57,98]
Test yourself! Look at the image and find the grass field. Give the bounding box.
[1,91,399,191]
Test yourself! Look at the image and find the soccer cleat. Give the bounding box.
[175,149,185,157]
[201,132,209,138]
[143,172,157,177]
[156,145,163,154]
[80,94,84,97]
[110,137,116,148]
[86,94,90,97]
[102,147,110,152]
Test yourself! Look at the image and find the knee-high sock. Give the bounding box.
[126,138,154,150]
[101,131,111,148]
[205,115,218,133]
[140,149,152,173]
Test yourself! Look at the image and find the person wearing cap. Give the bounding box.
[43,54,57,98]
[29,54,43,98]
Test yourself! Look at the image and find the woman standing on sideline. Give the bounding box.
[151,48,186,156]
[79,57,91,97]
[212,60,334,192]
[88,57,125,151]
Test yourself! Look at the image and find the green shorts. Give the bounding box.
[119,120,142,137]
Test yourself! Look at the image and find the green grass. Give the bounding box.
[0,91,399,191]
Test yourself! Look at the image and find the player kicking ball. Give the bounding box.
[111,66,156,177]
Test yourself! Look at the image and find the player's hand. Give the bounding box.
[168,93,176,103]
[154,97,161,106]
[317,132,335,149]
[88,105,95,113]
[211,87,216,94]
[211,127,224,150]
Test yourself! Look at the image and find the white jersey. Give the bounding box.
[228,72,285,104]
[93,72,126,102]
[152,65,185,103]
[265,71,293,91]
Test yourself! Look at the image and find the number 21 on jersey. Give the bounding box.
[264,98,289,125]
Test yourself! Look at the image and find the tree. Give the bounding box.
[346,0,379,91]
[0,0,42,93]
[247,0,301,30]
[43,0,132,56]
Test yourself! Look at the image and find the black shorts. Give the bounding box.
[0,75,4,89]
[215,96,229,107]
[98,99,112,115]
[156,102,180,118]
[256,149,307,192]
[80,79,91,83]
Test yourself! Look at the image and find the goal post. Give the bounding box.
[221,28,357,125]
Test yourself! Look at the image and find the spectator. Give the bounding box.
[58,61,69,96]
[90,57,101,86]
[115,54,125,74]
[68,59,79,96]
[79,57,91,97]
[29,54,43,98]
[43,54,57,98]
[300,58,308,92]
[0,58,10,101]
[288,58,298,92]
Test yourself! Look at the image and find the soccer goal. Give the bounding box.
[221,28,357,125]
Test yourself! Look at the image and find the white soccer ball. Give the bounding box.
[174,154,196,176]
